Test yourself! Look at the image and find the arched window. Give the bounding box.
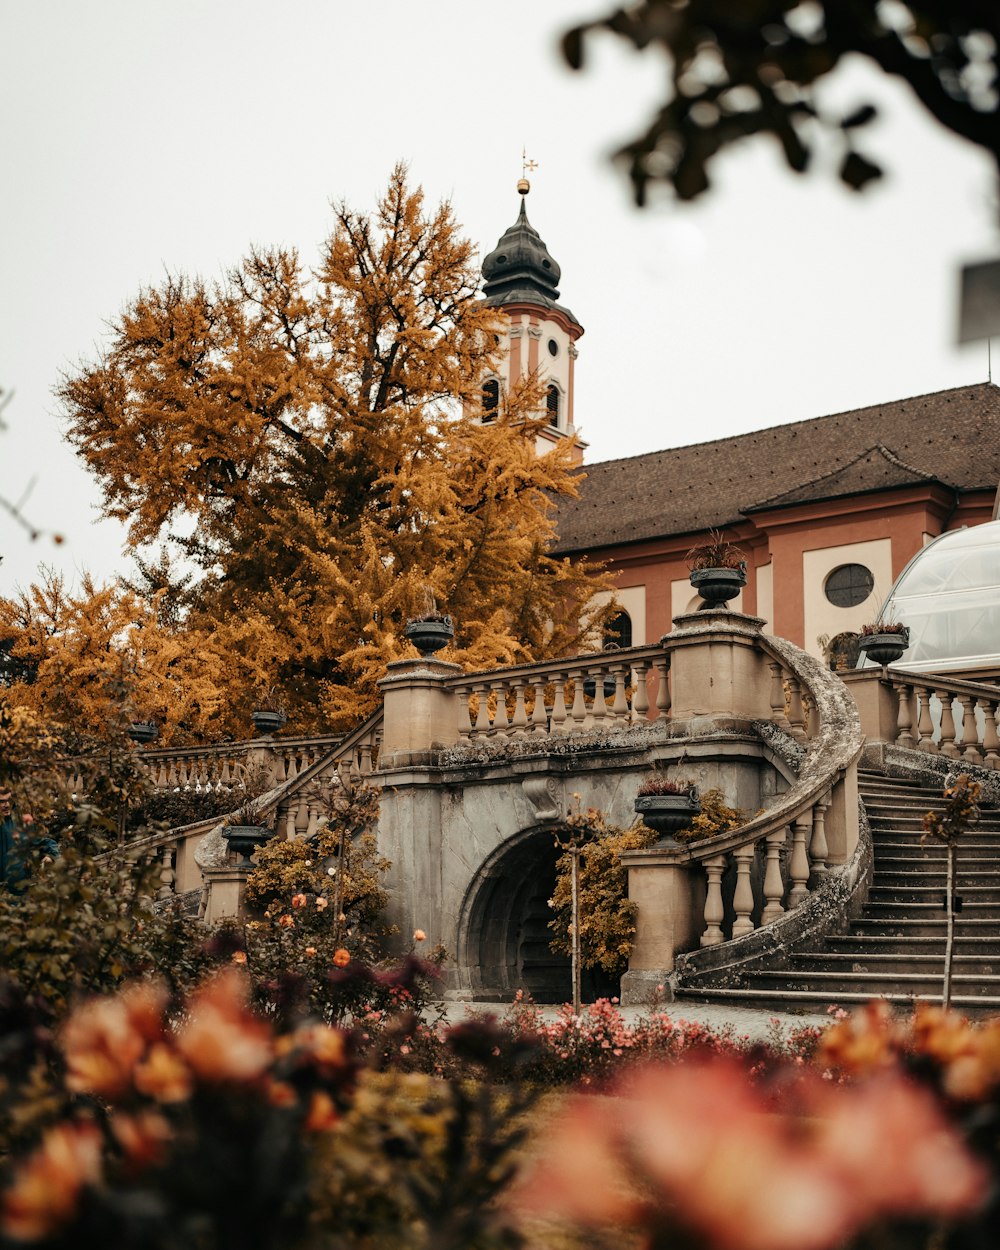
[481,378,499,421]
[604,610,632,650]
[546,383,560,427]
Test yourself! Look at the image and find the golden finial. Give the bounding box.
[519,147,538,195]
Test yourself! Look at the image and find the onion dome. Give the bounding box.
[481,186,580,327]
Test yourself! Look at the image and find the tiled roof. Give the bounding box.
[555,383,1000,553]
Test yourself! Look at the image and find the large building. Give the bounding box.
[477,188,1000,665]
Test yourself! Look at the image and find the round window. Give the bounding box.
[824,563,874,608]
[547,338,559,357]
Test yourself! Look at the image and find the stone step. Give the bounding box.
[788,952,1000,975]
[868,885,1000,903]
[850,916,1000,938]
[873,870,1000,885]
[674,986,1000,1016]
[747,969,1000,997]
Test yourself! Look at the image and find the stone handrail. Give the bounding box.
[121,713,383,904]
[446,643,672,740]
[842,667,1000,767]
[646,632,864,952]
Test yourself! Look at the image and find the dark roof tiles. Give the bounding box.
[555,383,1000,552]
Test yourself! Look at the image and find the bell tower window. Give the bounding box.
[546,383,560,428]
[482,378,500,422]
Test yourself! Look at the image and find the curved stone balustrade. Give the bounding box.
[619,628,864,1002]
[690,634,862,948]
[447,644,671,741]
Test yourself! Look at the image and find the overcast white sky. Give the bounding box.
[1,1,997,596]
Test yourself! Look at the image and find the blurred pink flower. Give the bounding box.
[518,1057,986,1250]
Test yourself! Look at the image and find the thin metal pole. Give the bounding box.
[571,845,581,1016]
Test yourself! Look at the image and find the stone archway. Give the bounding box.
[458,823,567,1002]
[457,823,619,1004]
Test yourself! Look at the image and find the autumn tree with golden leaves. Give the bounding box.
[18,166,609,738]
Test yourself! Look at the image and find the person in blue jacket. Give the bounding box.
[0,787,57,891]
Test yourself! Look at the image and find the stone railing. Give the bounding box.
[446,644,672,740]
[842,667,1000,767]
[692,636,861,945]
[618,623,863,999]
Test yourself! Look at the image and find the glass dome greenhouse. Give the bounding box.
[863,520,1000,677]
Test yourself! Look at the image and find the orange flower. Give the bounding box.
[110,1111,172,1172]
[413,929,427,943]
[333,948,350,968]
[293,1023,348,1074]
[277,914,295,929]
[175,971,273,1083]
[315,896,328,911]
[133,1043,193,1103]
[1,1122,102,1241]
[304,1090,339,1132]
[817,999,900,1074]
[291,893,308,909]
[305,946,317,958]
[61,982,167,1098]
[231,951,248,965]
[266,1080,298,1108]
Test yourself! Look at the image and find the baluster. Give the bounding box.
[284,802,297,840]
[349,750,362,785]
[938,690,960,758]
[810,792,830,881]
[457,686,473,738]
[569,670,587,730]
[631,662,650,722]
[590,666,608,729]
[915,685,936,752]
[305,802,320,840]
[959,695,982,764]
[732,847,755,937]
[786,678,807,742]
[551,673,570,733]
[769,661,791,730]
[788,815,812,908]
[653,657,671,721]
[531,679,549,733]
[762,828,787,923]
[511,679,529,735]
[701,855,726,947]
[473,683,491,736]
[893,681,916,749]
[219,756,231,786]
[166,758,179,788]
[155,760,169,789]
[157,845,175,900]
[359,740,374,775]
[982,700,1000,769]
[491,682,510,739]
[611,664,629,722]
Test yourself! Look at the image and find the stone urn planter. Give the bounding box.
[858,626,910,666]
[404,614,454,657]
[223,824,273,864]
[251,708,286,735]
[635,786,701,847]
[127,720,159,744]
[689,564,747,607]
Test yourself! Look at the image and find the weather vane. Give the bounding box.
[518,147,538,195]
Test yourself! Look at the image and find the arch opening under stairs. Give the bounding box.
[457,823,618,1003]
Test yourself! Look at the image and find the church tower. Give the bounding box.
[477,180,586,463]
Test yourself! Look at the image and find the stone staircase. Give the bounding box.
[677,770,1000,1016]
